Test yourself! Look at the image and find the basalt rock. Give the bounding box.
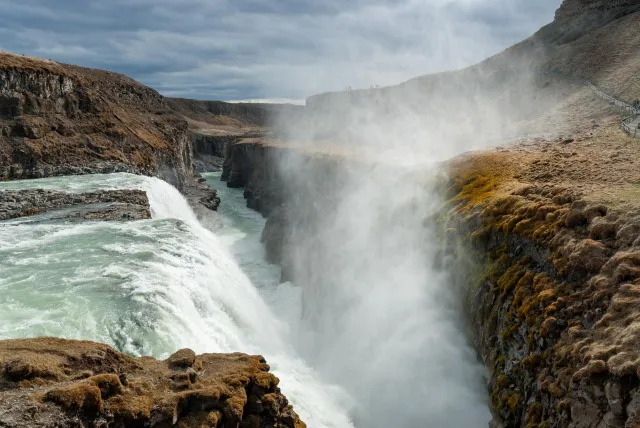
[0,51,220,213]
[191,133,240,172]
[0,338,305,428]
[442,139,640,428]
[0,188,151,221]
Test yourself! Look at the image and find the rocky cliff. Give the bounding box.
[166,97,303,174]
[0,338,305,428]
[535,0,640,45]
[299,0,640,146]
[221,120,640,428]
[441,124,640,428]
[0,51,219,211]
[0,52,187,185]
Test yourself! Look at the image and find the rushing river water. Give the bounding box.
[0,170,491,427]
[0,172,354,427]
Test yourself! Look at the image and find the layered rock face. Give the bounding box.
[0,53,191,187]
[191,134,238,172]
[166,98,293,128]
[0,51,220,211]
[0,338,305,428]
[169,98,303,175]
[441,125,640,428]
[535,0,640,45]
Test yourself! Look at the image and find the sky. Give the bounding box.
[0,0,561,101]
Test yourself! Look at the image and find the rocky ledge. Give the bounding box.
[0,189,151,222]
[0,51,220,215]
[0,338,305,428]
[443,123,640,427]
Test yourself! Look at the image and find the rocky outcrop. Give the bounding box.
[535,0,640,45]
[182,175,221,213]
[0,51,219,213]
[191,133,239,172]
[0,337,305,428]
[220,141,283,214]
[441,128,640,427]
[0,52,191,186]
[0,189,150,221]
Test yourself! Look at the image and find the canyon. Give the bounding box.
[211,1,640,426]
[1,0,640,426]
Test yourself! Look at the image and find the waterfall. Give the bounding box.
[0,173,354,428]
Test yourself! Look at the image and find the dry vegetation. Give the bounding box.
[445,119,640,426]
[0,338,305,428]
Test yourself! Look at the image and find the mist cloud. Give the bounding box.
[0,0,559,100]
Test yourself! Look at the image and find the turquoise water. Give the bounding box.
[0,172,354,427]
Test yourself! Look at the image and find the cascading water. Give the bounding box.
[0,172,354,428]
[272,157,492,427]
[1,169,491,427]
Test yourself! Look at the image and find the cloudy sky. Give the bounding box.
[0,0,560,101]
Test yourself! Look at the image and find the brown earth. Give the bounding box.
[0,338,305,428]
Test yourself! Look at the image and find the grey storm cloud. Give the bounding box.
[0,0,561,101]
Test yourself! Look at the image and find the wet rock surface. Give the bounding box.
[0,338,305,428]
[0,189,151,222]
[182,174,221,214]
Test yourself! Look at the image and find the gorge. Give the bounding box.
[2,0,640,427]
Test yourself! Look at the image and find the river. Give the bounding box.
[0,172,354,427]
[0,170,490,427]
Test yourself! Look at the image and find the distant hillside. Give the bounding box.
[166,97,303,136]
[296,0,640,146]
[0,51,194,187]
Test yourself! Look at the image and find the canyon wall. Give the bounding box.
[167,98,303,129]
[221,116,640,428]
[0,51,220,211]
[0,53,190,187]
[441,136,640,428]
[191,134,240,172]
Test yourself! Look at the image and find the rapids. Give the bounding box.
[0,172,353,427]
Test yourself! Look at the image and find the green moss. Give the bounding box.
[521,354,543,370]
[526,402,543,427]
[505,392,520,412]
[502,325,519,340]
[496,374,511,388]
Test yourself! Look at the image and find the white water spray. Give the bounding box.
[0,173,354,427]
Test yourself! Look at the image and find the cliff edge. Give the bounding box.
[444,122,640,427]
[0,52,190,186]
[0,338,305,428]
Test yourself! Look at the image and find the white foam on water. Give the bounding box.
[0,173,354,427]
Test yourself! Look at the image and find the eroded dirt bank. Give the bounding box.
[0,338,305,428]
